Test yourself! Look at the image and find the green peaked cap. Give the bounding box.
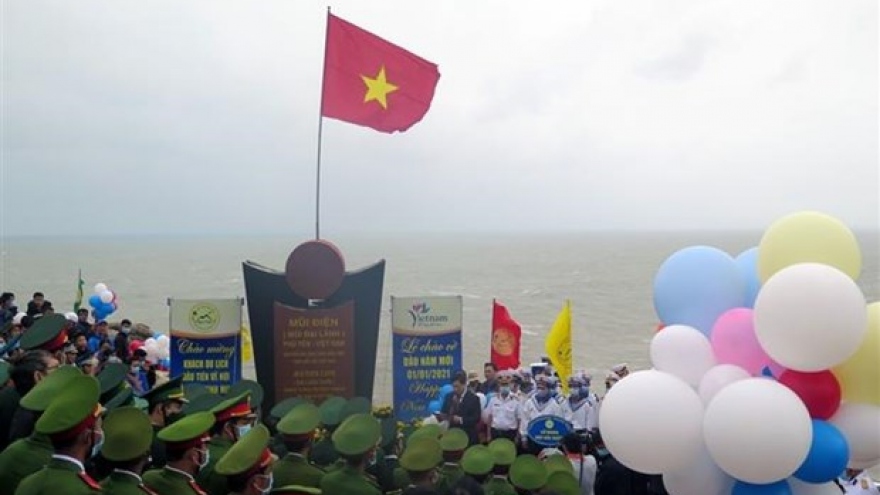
[461,445,493,476]
[318,396,347,427]
[228,379,265,411]
[439,428,469,452]
[215,424,272,476]
[488,438,517,466]
[400,437,442,472]
[104,388,135,413]
[20,314,67,351]
[510,454,548,491]
[271,486,321,495]
[544,453,574,476]
[270,397,310,420]
[158,411,213,444]
[339,396,371,424]
[545,471,580,495]
[183,392,223,415]
[35,374,101,435]
[102,406,153,461]
[97,363,130,404]
[141,375,188,408]
[278,403,320,436]
[407,424,442,447]
[20,365,82,412]
[332,413,380,456]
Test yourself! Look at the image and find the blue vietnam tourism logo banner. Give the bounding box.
[391,296,463,422]
[170,298,243,395]
[527,415,573,447]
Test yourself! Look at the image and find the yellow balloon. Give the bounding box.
[758,211,862,283]
[833,302,880,405]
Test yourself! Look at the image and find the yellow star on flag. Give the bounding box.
[361,66,398,110]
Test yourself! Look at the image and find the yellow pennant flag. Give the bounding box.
[545,300,573,393]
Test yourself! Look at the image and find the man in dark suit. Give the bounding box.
[439,370,481,446]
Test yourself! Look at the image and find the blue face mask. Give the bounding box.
[236,424,252,439]
[580,386,591,397]
[500,386,511,396]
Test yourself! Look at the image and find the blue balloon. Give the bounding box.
[653,246,746,335]
[735,247,761,308]
[88,294,102,308]
[428,400,441,414]
[101,302,115,315]
[440,384,454,399]
[732,480,792,495]
[794,420,850,483]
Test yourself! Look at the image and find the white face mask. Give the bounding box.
[255,473,273,494]
[91,430,105,458]
[236,424,252,440]
[196,448,210,469]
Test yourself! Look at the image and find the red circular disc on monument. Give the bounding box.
[285,240,346,300]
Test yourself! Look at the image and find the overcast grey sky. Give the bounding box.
[2,0,877,236]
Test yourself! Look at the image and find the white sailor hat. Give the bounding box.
[12,313,26,325]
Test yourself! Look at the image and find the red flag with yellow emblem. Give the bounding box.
[321,13,440,133]
[491,300,522,371]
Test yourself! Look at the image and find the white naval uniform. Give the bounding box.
[519,395,565,439]
[484,393,521,432]
[561,397,596,432]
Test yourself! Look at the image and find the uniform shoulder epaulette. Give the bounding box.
[187,479,208,495]
[138,484,159,495]
[78,471,103,491]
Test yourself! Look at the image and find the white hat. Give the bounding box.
[12,312,26,325]
[64,312,78,322]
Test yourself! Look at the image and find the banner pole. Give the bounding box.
[315,6,331,240]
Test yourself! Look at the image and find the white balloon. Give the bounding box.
[94,283,107,294]
[99,290,114,304]
[698,364,751,406]
[867,462,880,480]
[599,370,704,474]
[650,325,717,387]
[662,441,734,495]
[754,263,867,371]
[830,403,880,467]
[788,478,849,495]
[157,334,170,345]
[704,378,812,484]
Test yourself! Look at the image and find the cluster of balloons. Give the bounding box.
[601,211,879,495]
[88,283,119,321]
[132,334,171,369]
[428,383,455,414]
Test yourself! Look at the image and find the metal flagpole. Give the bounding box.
[315,6,332,240]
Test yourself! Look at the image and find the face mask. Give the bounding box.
[236,424,252,440]
[580,386,591,397]
[255,473,273,494]
[500,386,510,396]
[91,430,105,458]
[197,448,210,469]
[164,408,184,426]
[121,326,130,334]
[536,390,550,402]
[569,388,581,400]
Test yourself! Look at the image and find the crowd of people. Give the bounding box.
[1,289,878,495]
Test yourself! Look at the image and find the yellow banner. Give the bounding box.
[545,300,572,393]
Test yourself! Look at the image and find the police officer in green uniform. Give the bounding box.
[508,455,547,495]
[226,379,265,419]
[98,363,132,406]
[460,445,493,484]
[370,416,402,494]
[141,376,189,470]
[2,316,67,448]
[267,397,309,457]
[393,424,443,489]
[435,428,468,494]
[484,439,517,495]
[89,362,138,481]
[320,413,383,495]
[142,411,214,495]
[214,424,275,495]
[399,436,442,495]
[14,374,104,495]
[100,406,158,494]
[198,391,257,495]
[309,396,347,469]
[273,403,325,489]
[0,366,82,492]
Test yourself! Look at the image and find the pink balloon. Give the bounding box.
[710,308,774,375]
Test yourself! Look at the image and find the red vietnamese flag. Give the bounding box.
[491,300,522,371]
[321,13,440,133]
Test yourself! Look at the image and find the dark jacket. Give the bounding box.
[440,391,481,447]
